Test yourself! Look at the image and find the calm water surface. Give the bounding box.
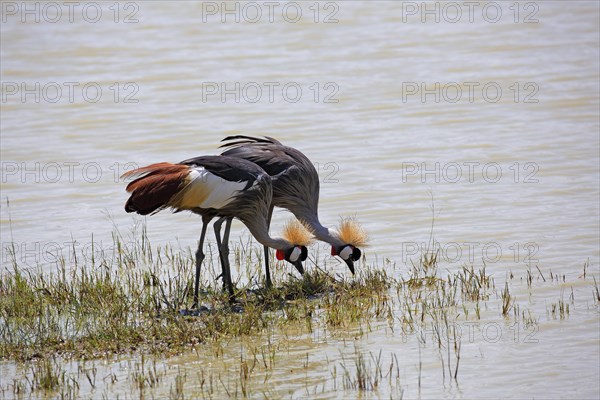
[1,1,599,398]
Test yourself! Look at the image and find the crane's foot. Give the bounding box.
[226,290,238,306]
[179,305,209,317]
[228,299,244,313]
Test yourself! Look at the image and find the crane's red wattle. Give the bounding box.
[276,249,285,261]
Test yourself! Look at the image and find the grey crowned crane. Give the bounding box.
[219,136,367,287]
[121,155,313,306]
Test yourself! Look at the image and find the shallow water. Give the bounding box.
[1,1,599,399]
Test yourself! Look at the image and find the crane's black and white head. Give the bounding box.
[331,218,368,275]
[276,219,314,275]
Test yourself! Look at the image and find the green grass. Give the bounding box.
[2,224,597,398]
[0,227,395,362]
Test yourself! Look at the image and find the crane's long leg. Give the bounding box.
[214,217,234,299]
[221,218,234,297]
[263,204,274,288]
[222,217,233,281]
[193,216,211,309]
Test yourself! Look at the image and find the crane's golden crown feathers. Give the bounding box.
[282,219,314,246]
[336,218,368,248]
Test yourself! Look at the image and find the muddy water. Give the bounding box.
[1,1,599,399]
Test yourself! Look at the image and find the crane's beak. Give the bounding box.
[293,259,305,275]
[344,257,355,275]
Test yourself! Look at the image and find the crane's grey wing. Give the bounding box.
[173,155,264,209]
[179,155,262,188]
[220,135,282,147]
[220,141,296,176]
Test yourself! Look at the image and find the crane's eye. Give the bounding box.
[339,245,353,261]
[352,247,362,261]
[287,246,302,263]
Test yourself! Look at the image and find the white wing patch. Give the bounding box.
[178,166,248,210]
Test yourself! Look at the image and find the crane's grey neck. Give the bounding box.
[243,218,291,250]
[302,213,344,247]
